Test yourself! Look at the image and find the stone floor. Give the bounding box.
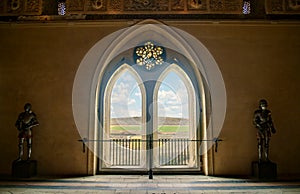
[0,175,300,194]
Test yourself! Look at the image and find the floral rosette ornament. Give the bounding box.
[135,41,164,70]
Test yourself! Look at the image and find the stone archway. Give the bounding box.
[72,19,226,175]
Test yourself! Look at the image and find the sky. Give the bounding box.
[110,70,189,119]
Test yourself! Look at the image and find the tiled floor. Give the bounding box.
[0,175,300,193]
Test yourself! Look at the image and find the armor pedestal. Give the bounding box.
[12,160,37,178]
[252,161,277,180]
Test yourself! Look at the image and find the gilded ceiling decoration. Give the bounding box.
[0,0,299,16]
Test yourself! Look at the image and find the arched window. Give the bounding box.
[99,45,201,172]
[153,65,198,168]
[73,21,226,175]
[102,64,146,169]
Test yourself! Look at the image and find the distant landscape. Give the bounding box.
[111,117,189,126]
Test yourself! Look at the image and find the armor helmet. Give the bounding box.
[24,103,32,112]
[259,99,268,109]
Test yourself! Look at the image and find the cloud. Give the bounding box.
[127,99,136,105]
[110,70,191,119]
[157,81,189,118]
[111,71,142,118]
[135,92,141,97]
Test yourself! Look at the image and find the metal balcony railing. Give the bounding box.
[107,138,191,166]
[109,139,141,166]
[158,138,190,166]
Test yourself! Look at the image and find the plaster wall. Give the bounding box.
[0,20,299,177]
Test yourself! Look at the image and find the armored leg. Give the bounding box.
[27,138,32,160]
[265,137,270,161]
[18,138,24,161]
[257,137,263,162]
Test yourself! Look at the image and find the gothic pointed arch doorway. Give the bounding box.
[72,20,226,175]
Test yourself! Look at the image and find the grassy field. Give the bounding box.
[110,125,189,132]
[110,125,142,131]
[158,125,189,132]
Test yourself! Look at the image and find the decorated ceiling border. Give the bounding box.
[265,0,300,14]
[66,0,243,15]
[0,0,42,16]
[0,0,299,17]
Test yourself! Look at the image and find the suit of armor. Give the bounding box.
[15,103,39,161]
[253,99,276,162]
